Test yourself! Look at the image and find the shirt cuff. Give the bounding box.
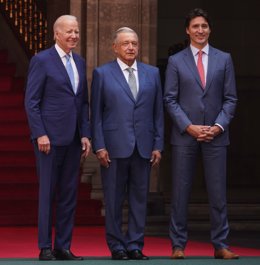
[215,123,224,132]
[96,148,106,153]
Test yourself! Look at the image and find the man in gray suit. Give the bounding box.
[91,27,164,260]
[164,8,238,259]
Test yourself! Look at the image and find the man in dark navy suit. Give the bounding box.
[25,15,91,261]
[91,27,164,260]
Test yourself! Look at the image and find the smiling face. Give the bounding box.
[186,16,211,49]
[54,18,79,53]
[113,32,139,66]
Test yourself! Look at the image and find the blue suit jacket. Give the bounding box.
[91,60,164,159]
[25,46,90,145]
[164,45,237,146]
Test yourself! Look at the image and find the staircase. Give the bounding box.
[0,49,104,226]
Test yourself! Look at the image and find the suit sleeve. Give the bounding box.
[163,56,192,133]
[80,60,91,138]
[90,69,106,152]
[153,68,164,151]
[24,56,47,139]
[214,54,237,130]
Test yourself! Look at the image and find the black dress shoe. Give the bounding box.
[111,250,129,260]
[39,248,56,261]
[128,249,149,260]
[53,249,83,260]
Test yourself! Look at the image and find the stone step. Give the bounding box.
[144,203,260,236]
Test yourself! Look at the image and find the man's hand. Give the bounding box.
[96,149,111,168]
[186,124,211,139]
[187,124,222,143]
[37,135,51,154]
[150,150,161,167]
[81,137,91,158]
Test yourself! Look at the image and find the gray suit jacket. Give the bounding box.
[164,45,237,146]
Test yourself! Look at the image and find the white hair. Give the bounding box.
[113,27,138,43]
[53,15,77,39]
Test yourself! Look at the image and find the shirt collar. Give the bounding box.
[190,44,209,56]
[55,43,73,59]
[117,58,137,71]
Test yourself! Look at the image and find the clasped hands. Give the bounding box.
[186,124,221,142]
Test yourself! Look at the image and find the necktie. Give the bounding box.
[197,50,205,88]
[126,67,138,100]
[65,54,76,93]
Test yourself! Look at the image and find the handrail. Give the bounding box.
[0,0,48,57]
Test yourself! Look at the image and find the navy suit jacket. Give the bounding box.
[25,46,90,145]
[91,60,164,159]
[164,45,237,146]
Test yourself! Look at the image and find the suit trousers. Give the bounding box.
[33,135,82,250]
[169,143,229,250]
[101,148,151,253]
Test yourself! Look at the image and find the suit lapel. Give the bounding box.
[49,46,75,95]
[110,60,136,102]
[136,62,146,102]
[183,47,203,89]
[73,53,82,94]
[204,46,218,92]
[183,46,219,93]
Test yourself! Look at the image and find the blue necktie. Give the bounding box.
[65,54,76,93]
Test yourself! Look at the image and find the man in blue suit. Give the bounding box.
[25,15,91,261]
[164,8,239,259]
[91,27,164,260]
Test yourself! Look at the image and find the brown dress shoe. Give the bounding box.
[171,248,185,259]
[214,248,239,259]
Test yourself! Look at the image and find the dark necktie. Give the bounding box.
[126,67,138,99]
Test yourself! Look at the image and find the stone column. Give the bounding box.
[86,0,157,67]
[70,0,87,57]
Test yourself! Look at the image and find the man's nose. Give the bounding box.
[198,26,203,32]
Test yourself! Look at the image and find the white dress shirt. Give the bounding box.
[190,43,209,81]
[117,58,139,93]
[55,43,79,90]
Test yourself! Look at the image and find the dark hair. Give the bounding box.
[185,8,212,29]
